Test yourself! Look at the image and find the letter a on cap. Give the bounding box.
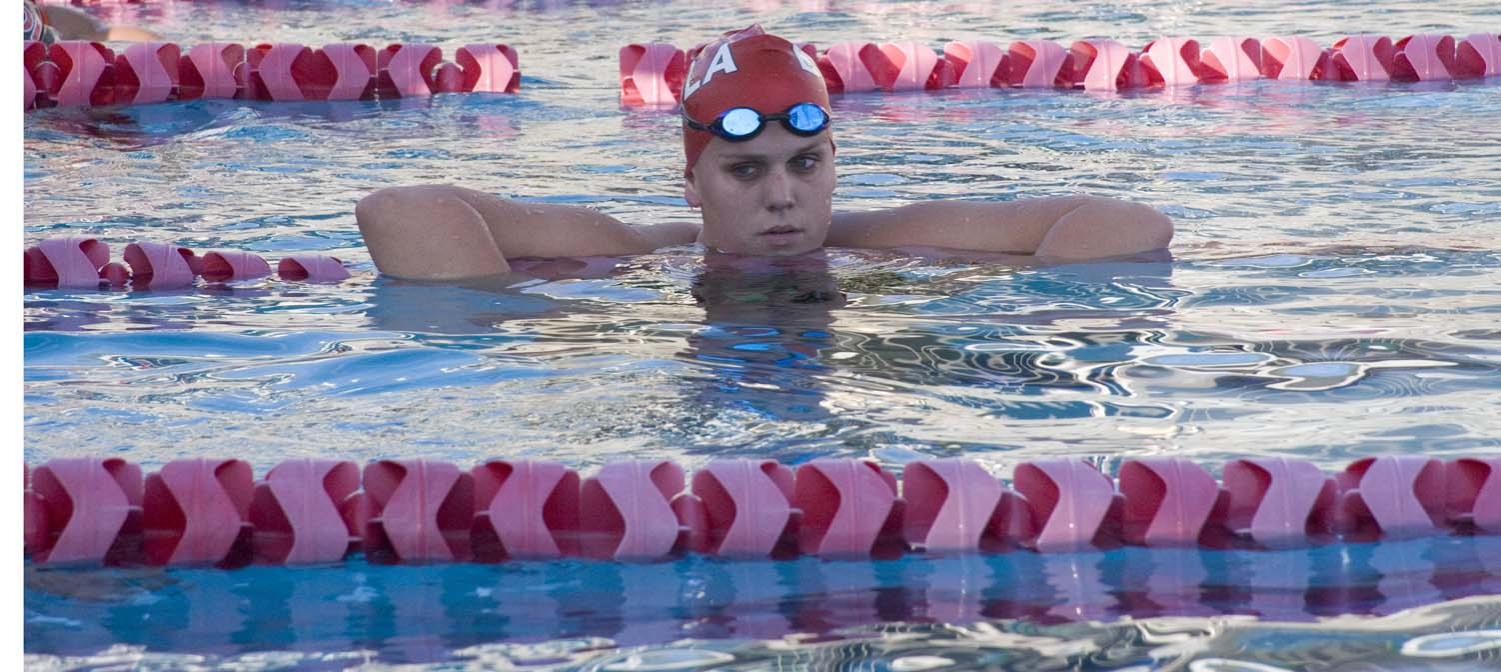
[684,42,739,99]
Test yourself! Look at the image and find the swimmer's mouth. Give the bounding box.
[760,226,802,236]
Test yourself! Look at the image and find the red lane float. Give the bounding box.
[20,455,1501,567]
[818,42,889,94]
[472,460,581,560]
[248,459,361,564]
[1334,455,1447,541]
[1449,458,1501,533]
[179,42,244,100]
[1218,457,1336,548]
[685,459,796,557]
[619,43,684,106]
[359,460,473,563]
[142,458,254,566]
[28,458,142,564]
[1457,34,1501,78]
[944,41,1007,89]
[579,461,689,560]
[115,41,179,105]
[793,459,902,557]
[1199,37,1262,82]
[901,458,1005,552]
[1329,35,1393,81]
[24,40,518,109]
[25,237,352,290]
[616,31,1500,106]
[1071,39,1147,91]
[1118,458,1219,547]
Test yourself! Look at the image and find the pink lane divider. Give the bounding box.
[1448,458,1501,533]
[42,41,117,107]
[24,465,47,555]
[901,459,1006,553]
[247,43,318,101]
[1198,36,1262,82]
[277,255,350,283]
[179,42,245,100]
[1391,34,1457,81]
[1118,458,1220,547]
[1004,40,1075,88]
[1261,36,1330,80]
[1217,457,1336,548]
[818,42,891,94]
[457,44,521,94]
[25,41,46,109]
[1140,38,1206,87]
[792,459,903,557]
[201,250,271,282]
[249,460,361,564]
[619,43,686,106]
[124,242,200,289]
[1329,35,1394,81]
[29,458,143,564]
[471,460,581,561]
[114,41,180,105]
[142,458,255,566]
[1011,460,1119,552]
[316,43,378,100]
[579,460,690,560]
[24,237,115,289]
[944,40,1007,89]
[359,459,474,563]
[684,459,796,557]
[1070,39,1147,91]
[377,44,442,98]
[878,42,946,91]
[1456,34,1501,79]
[1334,456,1448,540]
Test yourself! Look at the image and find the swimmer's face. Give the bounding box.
[686,124,835,257]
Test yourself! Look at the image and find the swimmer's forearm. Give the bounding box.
[444,187,658,258]
[356,185,666,280]
[829,196,1172,259]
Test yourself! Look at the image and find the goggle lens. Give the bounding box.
[719,108,764,138]
[784,103,827,133]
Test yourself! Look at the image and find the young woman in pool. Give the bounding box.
[356,26,1174,281]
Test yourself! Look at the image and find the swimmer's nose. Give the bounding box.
[763,167,796,212]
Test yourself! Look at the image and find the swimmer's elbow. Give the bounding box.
[1036,197,1174,260]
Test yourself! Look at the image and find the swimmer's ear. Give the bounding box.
[684,170,702,208]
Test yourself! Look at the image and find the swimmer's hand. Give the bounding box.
[826,195,1173,260]
[356,185,695,281]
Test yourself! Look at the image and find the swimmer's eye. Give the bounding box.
[730,162,764,180]
[789,154,820,173]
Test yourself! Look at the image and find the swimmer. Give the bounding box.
[356,25,1174,281]
[25,0,161,43]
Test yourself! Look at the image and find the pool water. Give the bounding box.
[22,0,1501,668]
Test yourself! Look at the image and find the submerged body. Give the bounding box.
[357,27,1173,281]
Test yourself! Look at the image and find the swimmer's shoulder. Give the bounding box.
[642,221,701,251]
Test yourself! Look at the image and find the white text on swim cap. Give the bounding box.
[683,42,738,100]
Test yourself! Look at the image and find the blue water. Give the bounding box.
[22,0,1501,668]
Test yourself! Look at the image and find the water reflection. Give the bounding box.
[25,536,1501,663]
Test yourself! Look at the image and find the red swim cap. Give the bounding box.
[681,25,832,177]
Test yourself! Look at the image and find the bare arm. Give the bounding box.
[41,6,162,41]
[356,185,696,281]
[826,195,1173,260]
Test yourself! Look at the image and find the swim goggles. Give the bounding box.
[682,102,831,142]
